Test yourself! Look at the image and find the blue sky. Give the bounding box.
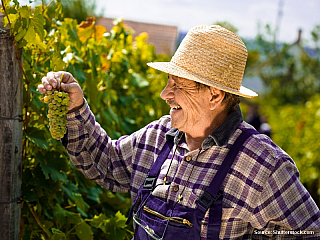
[95,0,320,44]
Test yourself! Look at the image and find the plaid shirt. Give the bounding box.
[63,101,320,239]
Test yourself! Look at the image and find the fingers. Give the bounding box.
[60,82,79,93]
[38,72,74,93]
[58,71,75,84]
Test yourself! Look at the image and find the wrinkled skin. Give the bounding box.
[161,75,227,151]
[38,71,84,112]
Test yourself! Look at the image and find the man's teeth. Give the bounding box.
[172,106,181,110]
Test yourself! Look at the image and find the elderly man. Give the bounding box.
[38,25,320,239]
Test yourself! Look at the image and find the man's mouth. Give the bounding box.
[171,106,182,110]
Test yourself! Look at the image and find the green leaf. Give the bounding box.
[17,6,31,18]
[132,73,149,88]
[114,211,127,228]
[26,133,50,150]
[24,26,37,46]
[74,193,89,213]
[30,12,45,40]
[15,28,27,42]
[75,222,93,240]
[51,53,66,71]
[21,183,37,202]
[2,14,17,27]
[2,0,10,8]
[78,26,94,43]
[55,1,63,19]
[106,107,119,123]
[3,6,16,15]
[38,153,68,182]
[90,213,107,228]
[102,211,127,240]
[61,181,78,201]
[53,204,66,225]
[68,63,86,83]
[65,211,82,225]
[13,0,19,6]
[76,206,88,218]
[50,231,67,240]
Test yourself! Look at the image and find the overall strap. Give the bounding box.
[126,140,174,224]
[196,128,259,240]
[196,129,258,210]
[143,140,174,190]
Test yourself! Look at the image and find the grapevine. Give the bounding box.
[1,0,170,239]
[43,74,70,139]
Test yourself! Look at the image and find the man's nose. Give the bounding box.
[160,84,174,100]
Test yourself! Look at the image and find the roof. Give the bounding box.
[96,17,178,55]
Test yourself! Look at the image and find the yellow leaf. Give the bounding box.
[93,25,107,40]
[78,26,94,43]
[101,62,110,71]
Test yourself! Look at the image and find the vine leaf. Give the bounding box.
[26,131,50,150]
[17,5,31,18]
[14,28,26,41]
[90,213,107,228]
[94,25,107,40]
[132,73,149,88]
[2,0,10,8]
[78,26,94,43]
[30,10,45,40]
[75,222,94,240]
[24,26,37,45]
[38,153,68,182]
[102,211,127,240]
[2,13,17,27]
[55,1,63,19]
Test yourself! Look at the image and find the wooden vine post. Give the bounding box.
[0,13,23,240]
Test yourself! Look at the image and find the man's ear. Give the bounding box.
[209,87,225,110]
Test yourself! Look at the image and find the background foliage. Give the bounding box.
[215,20,320,206]
[244,24,320,206]
[1,0,169,239]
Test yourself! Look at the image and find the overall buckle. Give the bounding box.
[143,177,156,189]
[196,191,223,210]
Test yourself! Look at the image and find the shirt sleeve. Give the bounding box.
[250,156,320,239]
[61,99,136,193]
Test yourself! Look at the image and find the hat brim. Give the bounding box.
[147,62,258,98]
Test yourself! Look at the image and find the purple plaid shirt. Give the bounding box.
[63,100,320,239]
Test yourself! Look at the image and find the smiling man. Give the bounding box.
[38,25,320,239]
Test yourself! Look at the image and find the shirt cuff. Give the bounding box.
[66,98,91,127]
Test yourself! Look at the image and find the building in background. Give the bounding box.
[97,17,178,55]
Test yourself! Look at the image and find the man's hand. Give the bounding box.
[38,71,84,112]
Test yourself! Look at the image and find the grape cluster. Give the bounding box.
[43,89,70,139]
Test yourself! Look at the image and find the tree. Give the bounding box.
[246,24,320,106]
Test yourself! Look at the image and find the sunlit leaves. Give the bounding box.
[78,25,95,43]
[55,1,63,19]
[77,16,107,43]
[88,212,128,240]
[2,1,169,239]
[30,9,45,40]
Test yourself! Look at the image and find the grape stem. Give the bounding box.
[60,73,64,91]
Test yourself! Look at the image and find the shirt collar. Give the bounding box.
[165,105,243,148]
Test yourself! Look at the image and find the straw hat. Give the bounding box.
[147,25,258,98]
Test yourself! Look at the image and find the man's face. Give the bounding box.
[160,75,213,133]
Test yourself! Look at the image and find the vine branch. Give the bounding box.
[27,203,50,239]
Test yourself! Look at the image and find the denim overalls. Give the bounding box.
[128,129,257,240]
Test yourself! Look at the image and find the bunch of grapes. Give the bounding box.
[43,87,70,139]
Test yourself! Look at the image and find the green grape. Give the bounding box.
[42,74,69,139]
